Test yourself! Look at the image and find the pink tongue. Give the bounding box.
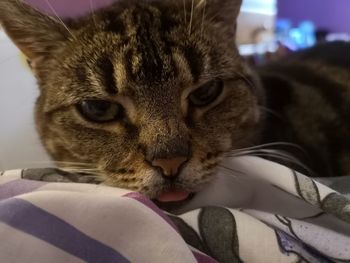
[157,190,190,202]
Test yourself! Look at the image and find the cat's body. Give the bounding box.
[258,42,350,177]
[0,0,349,202]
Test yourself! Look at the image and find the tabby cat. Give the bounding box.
[0,0,349,204]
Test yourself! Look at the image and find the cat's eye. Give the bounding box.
[77,100,123,123]
[189,79,224,107]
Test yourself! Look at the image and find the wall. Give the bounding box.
[26,0,277,18]
[26,0,114,18]
[0,32,51,170]
[237,0,276,44]
[24,0,350,34]
[278,0,350,33]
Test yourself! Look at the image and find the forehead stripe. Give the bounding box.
[104,12,126,35]
[180,46,203,83]
[96,56,118,94]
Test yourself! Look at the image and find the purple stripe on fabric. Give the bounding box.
[0,198,129,263]
[192,250,218,263]
[0,179,47,201]
[124,192,179,231]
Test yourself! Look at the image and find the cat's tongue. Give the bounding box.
[157,189,190,202]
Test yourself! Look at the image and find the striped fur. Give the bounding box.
[0,0,260,197]
[0,0,348,200]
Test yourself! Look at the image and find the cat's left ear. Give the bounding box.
[0,0,71,63]
[196,0,242,36]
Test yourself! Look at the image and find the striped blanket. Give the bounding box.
[1,156,350,263]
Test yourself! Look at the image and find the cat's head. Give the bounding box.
[0,0,262,200]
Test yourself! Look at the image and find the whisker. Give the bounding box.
[230,142,307,155]
[230,149,297,162]
[236,71,258,90]
[59,167,99,172]
[54,161,97,168]
[89,0,97,29]
[18,160,98,170]
[204,12,221,25]
[234,149,296,161]
[231,149,314,176]
[261,149,307,167]
[44,0,76,39]
[183,0,187,25]
[61,167,101,173]
[58,165,103,174]
[200,0,207,40]
[253,152,307,169]
[62,171,105,179]
[188,0,194,35]
[57,168,105,183]
[259,106,283,119]
[217,164,247,177]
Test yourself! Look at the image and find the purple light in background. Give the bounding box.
[278,0,350,33]
[25,0,114,18]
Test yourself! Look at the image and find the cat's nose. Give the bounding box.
[152,156,188,178]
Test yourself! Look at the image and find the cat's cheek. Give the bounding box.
[178,167,217,192]
[218,134,233,152]
[179,152,222,187]
[240,102,261,125]
[102,163,160,196]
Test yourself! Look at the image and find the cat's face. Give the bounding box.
[0,0,262,199]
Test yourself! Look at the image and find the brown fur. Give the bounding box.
[2,0,348,198]
[0,0,262,197]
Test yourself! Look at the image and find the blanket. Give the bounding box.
[1,156,350,263]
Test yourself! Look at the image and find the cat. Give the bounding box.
[258,41,350,177]
[0,0,349,204]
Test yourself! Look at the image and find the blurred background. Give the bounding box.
[1,0,350,170]
[237,0,350,64]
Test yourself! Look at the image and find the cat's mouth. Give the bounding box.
[153,188,195,211]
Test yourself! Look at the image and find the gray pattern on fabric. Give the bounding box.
[22,168,100,184]
[1,156,350,262]
[168,215,206,252]
[169,207,243,263]
[199,207,242,263]
[293,169,350,225]
[294,171,321,206]
[321,193,350,224]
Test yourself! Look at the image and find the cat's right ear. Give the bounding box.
[0,0,71,62]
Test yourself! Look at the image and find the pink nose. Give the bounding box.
[152,156,188,177]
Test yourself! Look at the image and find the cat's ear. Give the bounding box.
[196,0,242,36]
[0,0,71,61]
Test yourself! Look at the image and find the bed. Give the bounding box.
[1,156,349,262]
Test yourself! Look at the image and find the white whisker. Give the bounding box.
[204,11,222,26]
[44,0,76,39]
[183,0,187,24]
[188,0,194,35]
[89,0,97,29]
[230,142,306,155]
[17,160,97,169]
[200,0,207,40]
[218,164,246,177]
[229,148,314,176]
[236,71,257,90]
[259,106,283,119]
